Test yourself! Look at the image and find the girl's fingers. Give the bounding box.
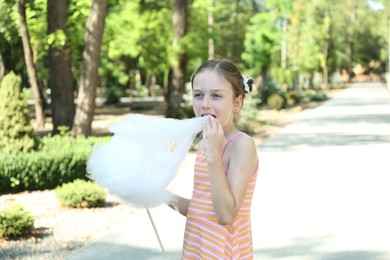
[208,115,219,131]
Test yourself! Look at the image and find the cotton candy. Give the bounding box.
[87,114,207,208]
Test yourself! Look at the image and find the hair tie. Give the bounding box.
[242,76,253,94]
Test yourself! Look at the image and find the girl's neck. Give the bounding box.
[224,126,238,140]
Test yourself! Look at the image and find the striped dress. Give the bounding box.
[182,132,258,260]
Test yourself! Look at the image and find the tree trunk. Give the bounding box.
[231,0,239,59]
[250,0,260,14]
[166,0,190,116]
[0,53,5,79]
[47,0,75,134]
[281,15,287,69]
[347,2,357,82]
[293,71,299,89]
[257,65,268,90]
[72,0,108,137]
[309,71,314,89]
[321,10,330,89]
[322,40,329,88]
[145,74,155,97]
[18,0,45,130]
[208,0,214,59]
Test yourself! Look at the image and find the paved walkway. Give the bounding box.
[66,82,390,260]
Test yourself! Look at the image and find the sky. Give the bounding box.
[368,0,384,11]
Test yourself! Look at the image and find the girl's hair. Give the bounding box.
[191,59,254,99]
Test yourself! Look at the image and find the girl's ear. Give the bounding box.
[234,95,243,112]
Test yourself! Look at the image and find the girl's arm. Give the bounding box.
[167,193,190,216]
[203,118,257,225]
[207,135,257,225]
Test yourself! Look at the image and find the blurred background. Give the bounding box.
[1,1,390,258]
[0,0,389,137]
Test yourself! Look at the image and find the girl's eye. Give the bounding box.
[212,94,221,99]
[193,93,203,98]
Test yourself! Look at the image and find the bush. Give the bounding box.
[266,93,286,110]
[166,105,195,119]
[105,87,124,105]
[309,91,328,102]
[0,204,34,240]
[258,76,280,105]
[0,135,108,193]
[0,72,36,154]
[301,89,328,103]
[285,91,302,106]
[55,179,106,208]
[237,96,263,134]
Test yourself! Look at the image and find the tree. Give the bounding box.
[0,71,35,154]
[207,0,214,59]
[47,0,75,134]
[166,0,191,117]
[72,0,108,137]
[18,0,45,130]
[242,11,282,88]
[347,1,358,81]
[0,1,23,79]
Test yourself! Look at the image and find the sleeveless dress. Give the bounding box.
[182,132,258,260]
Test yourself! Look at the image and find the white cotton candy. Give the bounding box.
[87,114,207,208]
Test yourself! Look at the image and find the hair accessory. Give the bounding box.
[242,76,252,93]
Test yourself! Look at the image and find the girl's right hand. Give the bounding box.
[202,116,226,163]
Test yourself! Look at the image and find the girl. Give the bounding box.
[169,59,258,259]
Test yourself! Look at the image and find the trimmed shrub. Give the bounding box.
[286,91,302,106]
[258,76,280,105]
[0,204,34,240]
[309,91,328,102]
[0,135,108,193]
[55,179,106,208]
[301,89,328,103]
[266,93,286,110]
[0,72,36,154]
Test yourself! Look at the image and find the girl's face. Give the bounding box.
[192,70,242,132]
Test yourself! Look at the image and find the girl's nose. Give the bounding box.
[202,96,211,109]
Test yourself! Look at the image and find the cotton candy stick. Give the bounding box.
[87,114,207,208]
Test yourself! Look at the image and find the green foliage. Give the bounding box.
[68,0,91,80]
[258,76,281,105]
[0,204,34,240]
[237,96,263,134]
[25,0,49,81]
[166,105,195,119]
[0,135,108,193]
[46,29,67,48]
[130,84,149,98]
[1,0,389,117]
[285,91,302,106]
[242,11,281,71]
[55,179,106,208]
[104,86,125,105]
[302,89,328,102]
[266,93,287,110]
[101,1,172,90]
[0,72,36,154]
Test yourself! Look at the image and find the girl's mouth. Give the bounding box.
[201,114,216,118]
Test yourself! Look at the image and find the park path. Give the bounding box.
[252,82,390,259]
[66,82,390,260]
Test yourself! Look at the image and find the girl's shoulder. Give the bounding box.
[233,132,256,149]
[227,132,257,157]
